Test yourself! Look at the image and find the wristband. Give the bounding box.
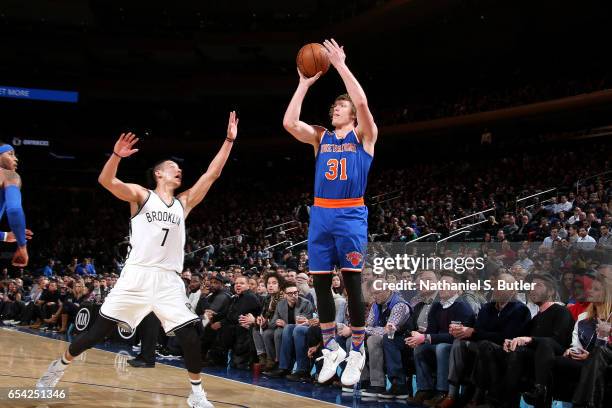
[225,137,235,143]
[0,232,6,242]
[113,151,125,158]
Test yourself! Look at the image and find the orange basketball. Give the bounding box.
[296,43,330,78]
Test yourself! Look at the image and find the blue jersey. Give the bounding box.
[314,129,372,200]
[0,189,5,219]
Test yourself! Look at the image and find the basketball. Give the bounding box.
[296,43,330,78]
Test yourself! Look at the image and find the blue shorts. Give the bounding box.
[308,205,368,274]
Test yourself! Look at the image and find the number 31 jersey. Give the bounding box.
[314,129,373,199]
[124,190,185,273]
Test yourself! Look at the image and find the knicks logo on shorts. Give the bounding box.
[346,251,363,267]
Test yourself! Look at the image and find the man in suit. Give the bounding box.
[263,283,315,379]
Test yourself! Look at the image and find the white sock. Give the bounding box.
[190,380,204,395]
[58,355,71,370]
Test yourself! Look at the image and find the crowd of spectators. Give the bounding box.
[1,136,610,407]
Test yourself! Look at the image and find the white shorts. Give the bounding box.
[99,264,199,334]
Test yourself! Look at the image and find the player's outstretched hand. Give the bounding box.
[322,38,346,69]
[226,111,239,141]
[6,229,33,243]
[113,132,140,158]
[12,245,28,267]
[297,67,322,88]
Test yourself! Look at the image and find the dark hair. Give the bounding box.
[531,273,558,298]
[146,159,173,188]
[264,271,286,290]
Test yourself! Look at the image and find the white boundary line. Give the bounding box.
[2,328,344,408]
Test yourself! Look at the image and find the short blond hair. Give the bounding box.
[329,94,357,126]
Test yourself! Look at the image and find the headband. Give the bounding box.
[0,144,14,154]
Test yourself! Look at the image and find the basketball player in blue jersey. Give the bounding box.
[283,39,378,386]
[0,143,32,267]
[37,112,239,408]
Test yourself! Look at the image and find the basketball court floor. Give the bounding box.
[0,327,413,407]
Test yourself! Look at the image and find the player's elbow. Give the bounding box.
[207,169,222,180]
[98,175,112,188]
[283,119,297,131]
[354,99,368,110]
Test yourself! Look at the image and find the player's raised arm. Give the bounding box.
[98,132,148,204]
[322,39,378,150]
[2,169,29,266]
[178,111,238,217]
[283,68,326,149]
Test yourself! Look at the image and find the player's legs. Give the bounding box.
[335,207,368,386]
[37,266,154,388]
[99,265,155,330]
[310,206,348,383]
[309,205,338,345]
[36,315,117,388]
[152,270,212,408]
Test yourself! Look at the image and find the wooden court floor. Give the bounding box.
[0,328,340,408]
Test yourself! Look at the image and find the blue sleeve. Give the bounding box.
[4,185,26,246]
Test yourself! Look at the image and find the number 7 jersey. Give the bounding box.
[124,190,186,273]
[314,129,373,200]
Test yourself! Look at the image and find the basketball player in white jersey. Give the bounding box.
[36,112,239,408]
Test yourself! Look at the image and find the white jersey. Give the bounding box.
[124,190,185,273]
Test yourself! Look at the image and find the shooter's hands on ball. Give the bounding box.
[322,39,346,69]
[226,110,239,141]
[12,245,28,267]
[6,229,33,243]
[297,67,322,88]
[113,132,139,158]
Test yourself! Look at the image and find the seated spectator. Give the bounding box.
[296,272,315,305]
[558,270,575,304]
[513,249,534,272]
[42,259,55,278]
[542,227,561,249]
[58,281,91,334]
[439,273,531,407]
[31,280,61,329]
[541,274,612,407]
[597,224,612,250]
[187,274,202,312]
[406,273,476,405]
[474,273,573,407]
[576,227,597,251]
[568,275,593,321]
[263,283,314,379]
[246,272,285,371]
[219,277,262,368]
[0,280,25,324]
[197,274,232,366]
[359,288,410,399]
[75,258,96,276]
